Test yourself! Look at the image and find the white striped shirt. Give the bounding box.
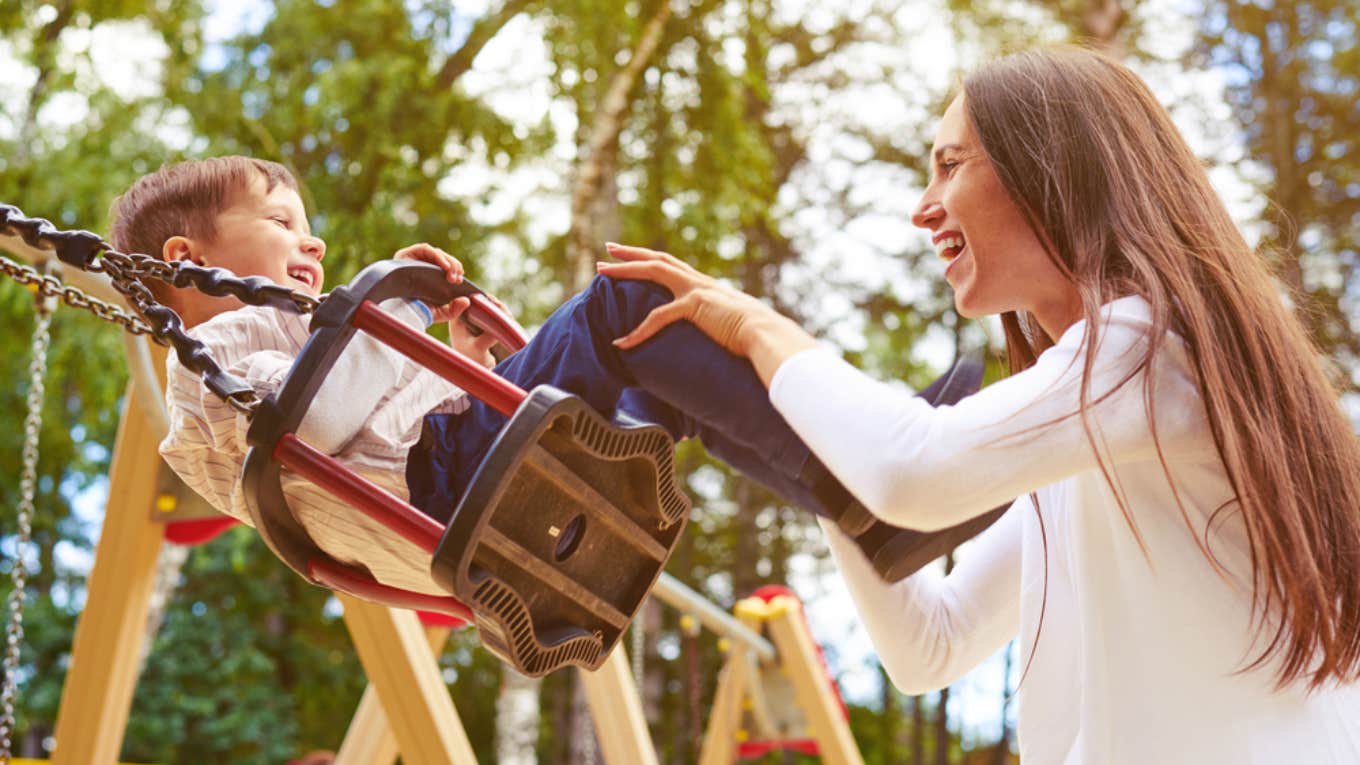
[160,300,468,594]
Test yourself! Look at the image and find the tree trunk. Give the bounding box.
[566,0,674,289]
[435,0,538,89]
[990,642,1015,765]
[934,688,950,765]
[14,0,74,165]
[933,551,956,765]
[911,693,925,764]
[731,480,763,599]
[881,664,898,764]
[497,669,542,765]
[568,674,598,764]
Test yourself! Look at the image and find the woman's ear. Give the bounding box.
[162,235,201,265]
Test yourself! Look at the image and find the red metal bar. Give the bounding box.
[353,300,527,417]
[466,293,528,352]
[274,433,443,555]
[307,559,473,624]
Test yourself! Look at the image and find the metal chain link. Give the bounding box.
[2,203,325,417]
[0,255,154,335]
[0,291,54,765]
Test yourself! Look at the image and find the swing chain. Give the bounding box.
[3,203,324,417]
[0,288,54,765]
[0,254,155,335]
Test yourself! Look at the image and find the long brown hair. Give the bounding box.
[963,46,1360,689]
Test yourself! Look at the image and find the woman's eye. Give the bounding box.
[941,160,960,176]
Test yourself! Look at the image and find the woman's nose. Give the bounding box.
[912,197,944,230]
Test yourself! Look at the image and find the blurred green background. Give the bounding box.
[1,0,1356,762]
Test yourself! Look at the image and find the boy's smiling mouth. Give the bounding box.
[287,264,320,290]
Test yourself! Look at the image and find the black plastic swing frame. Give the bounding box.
[241,261,690,676]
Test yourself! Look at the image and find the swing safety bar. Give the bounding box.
[245,261,692,676]
[351,298,527,417]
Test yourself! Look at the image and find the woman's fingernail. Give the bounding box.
[605,242,618,250]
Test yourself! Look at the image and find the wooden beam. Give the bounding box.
[578,647,657,765]
[698,636,757,765]
[764,596,864,765]
[51,379,167,765]
[339,596,477,765]
[334,625,453,765]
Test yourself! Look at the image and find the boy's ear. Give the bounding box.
[162,236,201,266]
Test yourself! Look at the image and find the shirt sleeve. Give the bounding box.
[818,496,1024,694]
[159,300,430,518]
[769,302,1207,531]
[296,298,431,454]
[159,312,298,519]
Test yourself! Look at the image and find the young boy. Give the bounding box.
[114,156,969,595]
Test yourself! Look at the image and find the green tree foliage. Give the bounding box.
[1,0,1355,763]
[1194,0,1360,387]
[162,0,549,290]
[0,0,206,755]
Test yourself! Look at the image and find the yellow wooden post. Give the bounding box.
[338,596,477,765]
[50,378,167,765]
[698,628,758,764]
[764,596,864,765]
[333,624,454,765]
[578,646,658,765]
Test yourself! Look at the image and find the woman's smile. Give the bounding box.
[943,243,968,281]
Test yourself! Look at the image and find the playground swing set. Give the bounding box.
[0,201,982,764]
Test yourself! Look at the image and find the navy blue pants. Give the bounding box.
[405,275,829,524]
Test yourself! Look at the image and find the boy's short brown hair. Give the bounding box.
[108,156,297,306]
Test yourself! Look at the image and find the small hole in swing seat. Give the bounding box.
[554,514,586,562]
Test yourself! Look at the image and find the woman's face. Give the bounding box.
[911,94,1081,340]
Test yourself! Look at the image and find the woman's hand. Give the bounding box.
[394,243,496,368]
[596,243,819,386]
[596,243,767,355]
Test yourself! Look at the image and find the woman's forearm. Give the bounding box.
[742,308,821,388]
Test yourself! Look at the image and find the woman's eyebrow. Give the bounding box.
[932,143,965,162]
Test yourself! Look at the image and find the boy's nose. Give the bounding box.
[302,235,326,261]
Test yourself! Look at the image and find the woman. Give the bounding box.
[598,47,1360,763]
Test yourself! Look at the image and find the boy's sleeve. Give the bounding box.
[296,298,432,454]
[159,313,298,520]
[159,300,431,519]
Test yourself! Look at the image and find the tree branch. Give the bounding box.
[435,0,537,89]
[16,0,75,164]
[567,0,674,287]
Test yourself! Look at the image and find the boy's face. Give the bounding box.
[178,173,326,305]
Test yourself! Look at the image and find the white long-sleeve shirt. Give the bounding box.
[769,296,1360,764]
[160,300,468,595]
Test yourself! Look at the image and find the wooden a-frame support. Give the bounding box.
[698,595,865,765]
[32,320,858,765]
[45,341,657,765]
